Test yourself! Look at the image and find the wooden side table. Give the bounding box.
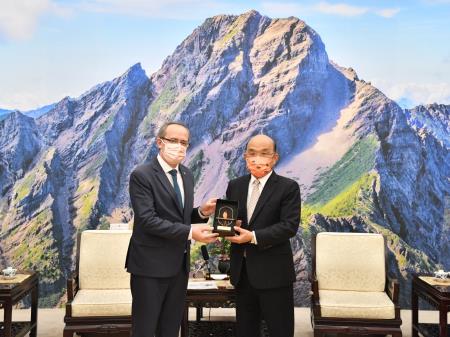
[0,272,38,337]
[181,279,235,337]
[412,274,450,337]
[181,279,269,337]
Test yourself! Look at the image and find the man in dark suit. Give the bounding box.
[126,121,218,337]
[225,134,301,337]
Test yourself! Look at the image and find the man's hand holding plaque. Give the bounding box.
[212,199,238,237]
[225,220,255,244]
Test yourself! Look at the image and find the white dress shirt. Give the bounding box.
[247,171,273,244]
[157,154,185,206]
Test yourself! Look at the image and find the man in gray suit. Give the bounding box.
[126,121,218,337]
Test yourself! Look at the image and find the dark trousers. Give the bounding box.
[130,266,188,337]
[235,260,294,337]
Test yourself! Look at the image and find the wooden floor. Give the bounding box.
[1,308,448,337]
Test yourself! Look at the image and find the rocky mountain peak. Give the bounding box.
[0,110,42,195]
[0,110,40,150]
[116,63,149,91]
[406,103,450,147]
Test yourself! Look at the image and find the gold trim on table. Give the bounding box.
[419,276,450,286]
[216,280,233,289]
[0,274,31,284]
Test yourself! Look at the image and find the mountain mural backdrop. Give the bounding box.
[0,11,448,307]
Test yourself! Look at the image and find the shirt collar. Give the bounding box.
[249,170,273,189]
[157,153,179,173]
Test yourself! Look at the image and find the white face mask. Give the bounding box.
[162,140,187,163]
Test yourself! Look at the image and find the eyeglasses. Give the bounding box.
[161,137,189,147]
[245,151,275,158]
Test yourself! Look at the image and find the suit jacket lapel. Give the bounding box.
[152,158,184,216]
[249,172,278,226]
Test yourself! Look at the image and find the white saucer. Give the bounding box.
[210,274,228,280]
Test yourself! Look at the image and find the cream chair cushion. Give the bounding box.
[319,289,395,319]
[79,230,132,289]
[316,232,385,292]
[71,289,131,317]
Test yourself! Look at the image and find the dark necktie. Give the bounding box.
[169,169,183,209]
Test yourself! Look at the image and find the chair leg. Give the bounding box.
[63,328,73,337]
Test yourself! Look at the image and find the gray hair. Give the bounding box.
[157,121,190,138]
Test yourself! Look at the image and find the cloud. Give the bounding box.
[75,0,247,20]
[314,2,400,18]
[0,0,244,40]
[0,89,54,111]
[261,1,400,19]
[314,2,369,17]
[77,0,185,17]
[0,0,70,41]
[0,0,402,41]
[423,0,450,4]
[260,2,307,17]
[374,80,450,106]
[375,8,401,18]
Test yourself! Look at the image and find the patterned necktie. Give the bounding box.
[169,169,183,209]
[247,179,261,222]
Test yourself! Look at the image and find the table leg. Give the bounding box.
[3,298,12,337]
[412,283,419,337]
[196,306,203,322]
[30,281,38,337]
[439,303,447,337]
[180,302,188,337]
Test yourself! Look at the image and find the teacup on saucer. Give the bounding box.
[2,267,17,278]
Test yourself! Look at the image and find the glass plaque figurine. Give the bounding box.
[212,199,238,236]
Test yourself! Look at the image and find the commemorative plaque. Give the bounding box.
[212,199,238,237]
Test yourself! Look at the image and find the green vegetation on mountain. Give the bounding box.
[150,83,177,117]
[89,113,116,147]
[215,15,247,49]
[83,153,107,179]
[307,135,378,206]
[13,147,56,203]
[14,170,37,201]
[189,150,204,185]
[74,178,99,230]
[302,173,377,223]
[10,206,63,306]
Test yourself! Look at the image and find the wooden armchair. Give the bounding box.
[64,230,132,337]
[311,232,402,337]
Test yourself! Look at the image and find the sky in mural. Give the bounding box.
[0,0,449,111]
